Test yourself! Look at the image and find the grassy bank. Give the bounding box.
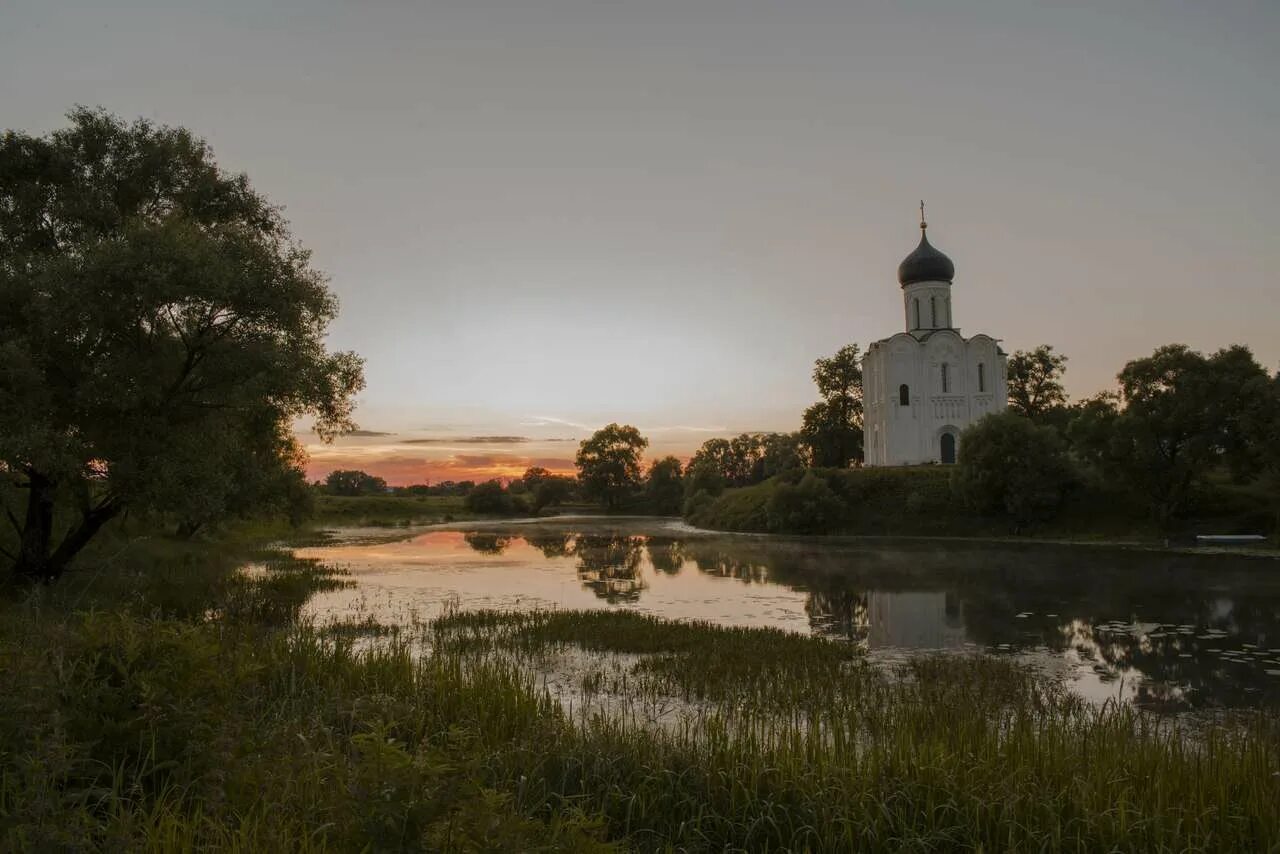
[2,532,1279,851]
[687,467,1277,543]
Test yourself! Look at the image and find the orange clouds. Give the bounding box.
[299,427,708,487]
[303,451,576,485]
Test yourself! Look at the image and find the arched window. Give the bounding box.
[944,297,951,327]
[930,296,937,328]
[978,362,986,393]
[899,383,910,406]
[913,298,921,329]
[941,363,950,393]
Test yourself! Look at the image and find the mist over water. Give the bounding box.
[298,518,1280,713]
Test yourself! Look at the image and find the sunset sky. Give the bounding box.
[4,1,1277,484]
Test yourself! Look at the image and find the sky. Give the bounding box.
[3,0,1277,484]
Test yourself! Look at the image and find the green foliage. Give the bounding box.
[324,469,389,496]
[954,412,1075,531]
[766,471,845,533]
[681,489,718,523]
[0,108,363,581]
[800,344,863,467]
[683,457,726,499]
[761,431,809,477]
[644,456,684,515]
[464,480,519,515]
[1070,344,1272,527]
[687,432,808,488]
[1007,344,1068,419]
[575,424,648,509]
[521,466,577,511]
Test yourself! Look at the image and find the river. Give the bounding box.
[296,516,1280,712]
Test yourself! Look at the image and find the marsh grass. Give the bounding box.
[2,540,1278,851]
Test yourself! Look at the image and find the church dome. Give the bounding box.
[897,226,954,287]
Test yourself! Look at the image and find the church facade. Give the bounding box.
[862,211,1006,466]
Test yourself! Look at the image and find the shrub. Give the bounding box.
[682,489,717,523]
[465,480,515,515]
[954,412,1074,531]
[766,472,844,534]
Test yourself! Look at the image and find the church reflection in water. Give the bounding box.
[452,528,1280,711]
[867,591,967,649]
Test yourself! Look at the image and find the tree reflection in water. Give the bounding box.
[646,539,685,575]
[522,532,577,559]
[804,590,871,645]
[573,535,647,603]
[462,532,512,555]
[455,525,1280,710]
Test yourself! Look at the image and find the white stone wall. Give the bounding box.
[862,280,1006,466]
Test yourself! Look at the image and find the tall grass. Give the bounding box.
[2,539,1277,850]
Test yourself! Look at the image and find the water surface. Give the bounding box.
[297,517,1280,712]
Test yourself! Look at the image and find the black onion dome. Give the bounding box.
[897,228,955,286]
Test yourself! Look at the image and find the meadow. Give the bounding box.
[2,527,1278,852]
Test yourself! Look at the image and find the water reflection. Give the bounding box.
[574,536,647,603]
[298,521,1280,712]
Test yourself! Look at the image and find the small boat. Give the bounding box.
[1195,534,1268,545]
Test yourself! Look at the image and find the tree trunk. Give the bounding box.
[10,471,121,583]
[176,519,204,539]
[13,471,56,581]
[46,502,122,580]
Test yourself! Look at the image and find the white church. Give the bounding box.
[862,207,1007,466]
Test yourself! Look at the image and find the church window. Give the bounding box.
[899,383,910,406]
[913,299,921,329]
[930,296,937,328]
[978,362,986,392]
[941,363,950,393]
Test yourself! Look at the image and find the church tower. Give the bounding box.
[861,205,1007,466]
[899,203,956,333]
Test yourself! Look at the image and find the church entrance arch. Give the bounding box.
[939,432,957,465]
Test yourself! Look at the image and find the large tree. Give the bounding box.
[645,456,685,515]
[1069,344,1270,527]
[687,433,772,487]
[0,108,363,581]
[1007,345,1069,420]
[800,344,863,467]
[324,470,388,496]
[574,424,648,509]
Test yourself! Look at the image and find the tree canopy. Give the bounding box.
[801,344,863,467]
[575,424,648,509]
[1069,344,1271,527]
[954,412,1074,531]
[1007,345,1068,420]
[645,456,684,515]
[0,108,363,580]
[324,470,388,497]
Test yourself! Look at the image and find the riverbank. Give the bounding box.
[685,467,1278,548]
[3,528,1278,850]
